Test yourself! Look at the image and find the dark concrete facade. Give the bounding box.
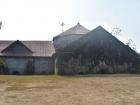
[54,26,139,75]
[1,57,54,75]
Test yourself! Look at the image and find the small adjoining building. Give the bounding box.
[0,40,55,74]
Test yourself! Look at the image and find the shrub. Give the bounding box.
[0,58,8,74]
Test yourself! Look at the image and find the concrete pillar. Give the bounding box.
[54,57,58,75]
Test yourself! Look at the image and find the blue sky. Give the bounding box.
[0,0,140,52]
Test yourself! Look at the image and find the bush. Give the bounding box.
[0,58,8,74]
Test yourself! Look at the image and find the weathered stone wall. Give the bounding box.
[34,58,54,74]
[1,57,54,74]
[57,56,136,75]
[4,57,29,74]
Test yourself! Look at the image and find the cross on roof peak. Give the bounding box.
[77,22,80,25]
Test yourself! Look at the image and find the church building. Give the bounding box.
[0,23,139,75]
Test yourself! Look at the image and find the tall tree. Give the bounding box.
[111,26,122,36]
[126,39,137,51]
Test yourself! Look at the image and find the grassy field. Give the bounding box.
[0,74,140,105]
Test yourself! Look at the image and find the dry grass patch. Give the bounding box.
[1,75,71,91]
[0,74,140,105]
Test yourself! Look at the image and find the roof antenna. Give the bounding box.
[60,22,65,33]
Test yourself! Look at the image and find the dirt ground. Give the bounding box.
[0,74,140,105]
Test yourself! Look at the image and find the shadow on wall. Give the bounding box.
[12,71,20,75]
[24,60,35,75]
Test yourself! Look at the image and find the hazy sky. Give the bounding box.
[0,0,140,52]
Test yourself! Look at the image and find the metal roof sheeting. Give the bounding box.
[0,40,55,57]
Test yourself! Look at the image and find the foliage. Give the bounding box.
[111,27,122,36]
[126,39,137,51]
[0,58,5,67]
[0,58,8,74]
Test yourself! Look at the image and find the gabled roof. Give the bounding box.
[57,22,90,36]
[0,40,55,57]
[59,26,123,52]
[58,26,138,61]
[53,22,90,41]
[2,40,33,54]
[60,22,89,35]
